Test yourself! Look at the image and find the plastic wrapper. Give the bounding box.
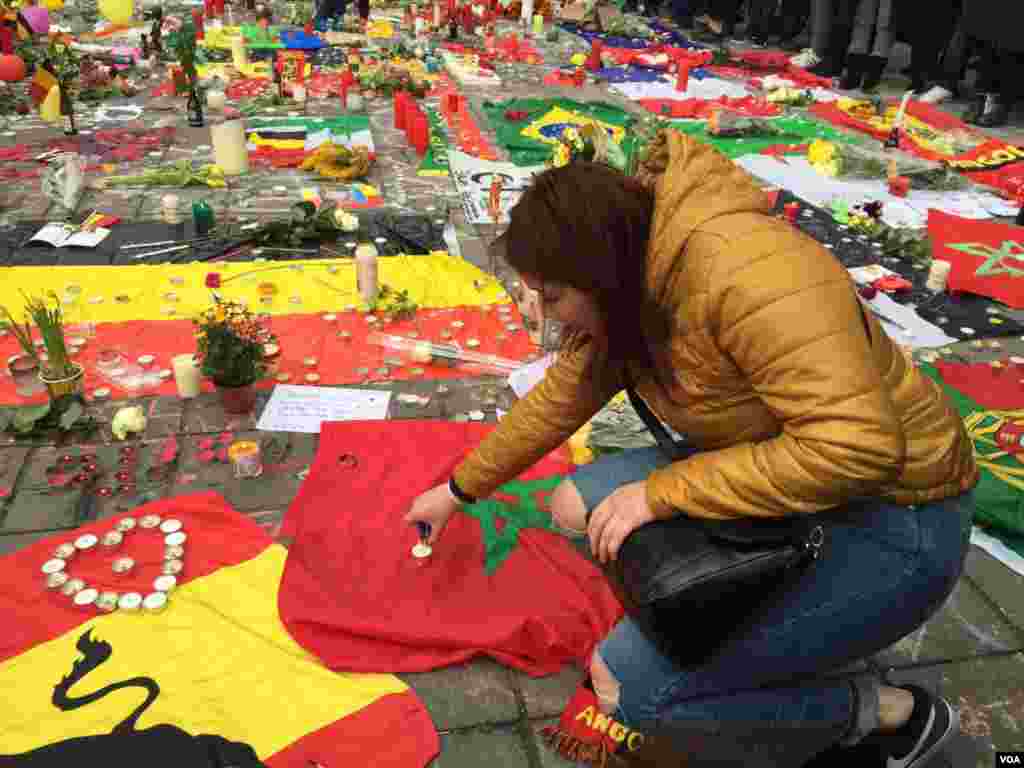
[706,109,783,138]
[367,332,523,375]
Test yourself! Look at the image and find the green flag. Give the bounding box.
[919,362,1024,557]
[482,98,638,167]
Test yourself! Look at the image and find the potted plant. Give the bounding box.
[194,297,276,414]
[1,293,83,399]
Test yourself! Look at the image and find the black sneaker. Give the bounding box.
[883,686,958,768]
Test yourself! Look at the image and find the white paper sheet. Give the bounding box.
[861,292,958,349]
[609,77,750,102]
[971,527,1024,578]
[735,155,1004,230]
[448,150,544,225]
[507,353,555,399]
[256,385,392,433]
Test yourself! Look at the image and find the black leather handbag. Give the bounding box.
[598,386,825,666]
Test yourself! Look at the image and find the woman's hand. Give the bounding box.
[404,482,461,546]
[587,480,656,564]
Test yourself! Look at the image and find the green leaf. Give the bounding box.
[13,403,51,433]
[59,401,84,431]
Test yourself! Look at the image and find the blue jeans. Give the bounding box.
[569,447,973,762]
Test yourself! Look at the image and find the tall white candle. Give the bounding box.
[207,89,227,112]
[210,118,250,176]
[172,354,201,398]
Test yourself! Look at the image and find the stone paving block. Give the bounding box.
[515,664,586,719]
[433,725,533,768]
[85,395,184,442]
[181,391,274,434]
[399,658,519,730]
[875,578,1022,667]
[170,430,315,512]
[963,546,1024,632]
[1,488,80,533]
[0,445,31,504]
[0,530,53,557]
[18,440,173,496]
[940,655,1024,759]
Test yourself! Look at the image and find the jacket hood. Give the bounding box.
[636,130,773,305]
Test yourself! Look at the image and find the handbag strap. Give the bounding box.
[625,383,687,463]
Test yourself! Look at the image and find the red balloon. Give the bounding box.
[0,54,26,82]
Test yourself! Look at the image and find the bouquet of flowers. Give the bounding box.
[193,298,276,388]
[807,139,967,190]
[707,108,783,138]
[548,124,626,171]
[96,160,228,188]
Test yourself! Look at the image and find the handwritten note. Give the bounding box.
[257,385,392,433]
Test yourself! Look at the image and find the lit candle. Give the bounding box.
[172,354,201,398]
[293,83,307,103]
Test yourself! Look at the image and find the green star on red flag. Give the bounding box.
[464,476,563,574]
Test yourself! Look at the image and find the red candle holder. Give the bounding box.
[192,10,205,40]
[783,201,800,223]
[888,175,910,198]
[413,113,430,155]
[572,67,585,87]
[675,61,691,92]
[394,92,407,130]
[586,40,602,72]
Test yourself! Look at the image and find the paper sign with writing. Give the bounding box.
[256,385,392,433]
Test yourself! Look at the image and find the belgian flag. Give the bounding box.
[0,492,438,767]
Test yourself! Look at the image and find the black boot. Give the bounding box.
[860,56,888,92]
[963,93,988,124]
[839,53,869,90]
[977,94,1010,127]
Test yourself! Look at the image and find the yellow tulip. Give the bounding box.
[40,85,61,124]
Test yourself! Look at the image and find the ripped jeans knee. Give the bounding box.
[590,649,621,714]
[550,478,589,538]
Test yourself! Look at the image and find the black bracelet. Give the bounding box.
[449,476,477,505]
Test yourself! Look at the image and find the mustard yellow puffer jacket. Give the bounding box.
[453,131,978,520]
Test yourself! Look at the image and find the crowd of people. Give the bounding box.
[622,0,1022,127]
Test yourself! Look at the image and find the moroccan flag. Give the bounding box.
[928,209,1024,309]
[279,421,623,675]
[810,99,1024,196]
[918,363,1024,557]
[0,492,438,766]
[481,98,638,168]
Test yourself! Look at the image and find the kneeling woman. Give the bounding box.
[407,132,977,766]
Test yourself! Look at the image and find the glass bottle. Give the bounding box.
[187,83,204,127]
[60,84,78,136]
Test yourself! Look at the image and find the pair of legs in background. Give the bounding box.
[550,445,972,766]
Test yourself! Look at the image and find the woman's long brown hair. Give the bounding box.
[497,161,669,382]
